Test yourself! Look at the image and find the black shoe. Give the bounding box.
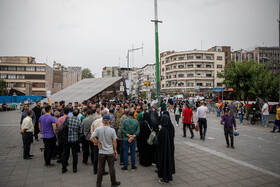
[24,157,32,160]
[96,184,101,187]
[103,171,109,175]
[35,139,39,142]
[231,146,235,149]
[183,135,186,137]
[270,130,275,133]
[94,171,98,175]
[121,167,128,172]
[73,169,77,173]
[45,163,55,167]
[62,168,68,174]
[227,145,230,148]
[83,161,87,165]
[277,131,280,133]
[28,154,34,157]
[190,136,194,139]
[159,179,169,183]
[111,181,121,187]
[114,158,118,161]
[131,166,137,171]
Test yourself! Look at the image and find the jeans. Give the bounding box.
[96,154,117,186]
[43,137,56,165]
[239,114,244,124]
[62,141,79,170]
[217,109,221,117]
[175,115,180,124]
[22,132,33,158]
[123,140,136,168]
[82,140,94,164]
[183,123,194,137]
[262,115,269,126]
[198,118,207,139]
[273,120,280,131]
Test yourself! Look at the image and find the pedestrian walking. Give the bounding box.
[32,101,42,141]
[237,102,245,125]
[174,101,182,127]
[182,103,194,138]
[90,114,121,187]
[21,110,34,159]
[221,108,237,149]
[261,100,269,128]
[271,104,280,133]
[196,100,209,140]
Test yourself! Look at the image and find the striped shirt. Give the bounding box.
[68,116,81,142]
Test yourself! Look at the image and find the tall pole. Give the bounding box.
[278,0,280,103]
[152,0,162,106]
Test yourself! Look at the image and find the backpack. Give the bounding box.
[57,117,69,144]
[145,121,158,145]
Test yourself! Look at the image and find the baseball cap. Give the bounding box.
[103,114,111,122]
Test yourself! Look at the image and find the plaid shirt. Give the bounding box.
[68,116,81,142]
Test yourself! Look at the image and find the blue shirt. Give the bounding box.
[221,114,236,128]
[39,114,56,139]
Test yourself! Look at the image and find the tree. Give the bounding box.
[0,79,7,96]
[218,60,279,117]
[82,68,94,79]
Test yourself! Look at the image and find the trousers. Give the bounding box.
[22,132,33,158]
[43,137,56,165]
[96,154,117,186]
[198,118,207,138]
[183,123,194,137]
[224,126,234,146]
[62,141,79,170]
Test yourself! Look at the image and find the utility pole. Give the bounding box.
[278,0,280,103]
[152,0,162,106]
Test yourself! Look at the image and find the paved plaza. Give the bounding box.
[0,109,280,187]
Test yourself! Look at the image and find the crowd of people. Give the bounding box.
[19,99,176,186]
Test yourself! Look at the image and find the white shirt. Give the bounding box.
[21,116,34,133]
[196,105,209,121]
[262,103,269,115]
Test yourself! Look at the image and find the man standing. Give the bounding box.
[118,109,129,165]
[39,105,57,166]
[90,115,120,187]
[271,104,280,133]
[261,100,269,128]
[168,97,174,112]
[217,100,222,117]
[32,101,42,141]
[21,110,34,159]
[20,104,36,129]
[196,101,209,140]
[62,108,81,173]
[221,108,237,149]
[133,106,141,120]
[121,110,140,172]
[101,102,109,114]
[182,103,194,139]
[115,104,124,131]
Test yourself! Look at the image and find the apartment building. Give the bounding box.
[0,56,53,96]
[208,46,231,66]
[160,50,225,93]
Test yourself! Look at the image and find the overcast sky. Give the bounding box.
[0,0,278,77]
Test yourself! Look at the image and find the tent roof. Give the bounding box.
[44,77,124,104]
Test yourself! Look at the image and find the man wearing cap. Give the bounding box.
[90,114,120,187]
[221,108,237,149]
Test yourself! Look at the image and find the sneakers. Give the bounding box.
[45,163,55,167]
[131,166,137,172]
[111,181,121,187]
[176,124,178,127]
[61,168,67,174]
[190,136,194,139]
[121,167,128,172]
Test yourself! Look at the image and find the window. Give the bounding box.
[178,82,184,86]
[206,83,212,87]
[206,65,211,68]
[178,74,184,78]
[197,65,201,68]
[25,75,45,79]
[187,83,194,86]
[178,65,184,69]
[161,61,165,64]
[187,56,194,60]
[217,64,223,68]
[17,66,25,71]
[33,83,45,88]
[16,75,25,79]
[166,76,169,79]
[162,84,164,88]
[14,83,25,87]
[8,66,16,71]
[36,67,45,72]
[217,56,223,60]
[187,73,194,77]
[0,66,7,71]
[197,73,201,76]
[26,67,35,71]
[8,74,16,79]
[162,68,164,72]
[0,74,7,79]
[173,58,177,61]
[196,56,201,59]
[206,56,212,60]
[187,64,193,68]
[217,83,222,86]
[173,66,176,69]
[196,83,203,86]
[178,57,184,60]
[7,82,15,87]
[206,74,212,77]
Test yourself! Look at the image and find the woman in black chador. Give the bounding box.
[156,112,175,183]
[138,112,155,167]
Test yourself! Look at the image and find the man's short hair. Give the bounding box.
[128,110,134,117]
[54,101,58,104]
[36,100,40,104]
[27,110,33,116]
[87,109,93,115]
[73,108,79,116]
[75,102,78,104]
[68,102,72,105]
[63,107,69,114]
[45,105,51,113]
[102,102,107,107]
[24,103,29,107]
[101,110,107,116]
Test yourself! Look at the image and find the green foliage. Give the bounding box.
[218,60,279,102]
[0,79,7,96]
[82,68,94,79]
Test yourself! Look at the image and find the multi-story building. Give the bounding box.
[208,46,231,67]
[52,62,82,94]
[102,66,137,80]
[0,56,53,96]
[252,46,279,73]
[231,49,258,62]
[160,50,225,94]
[131,64,156,96]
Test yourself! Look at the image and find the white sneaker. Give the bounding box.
[176,124,178,127]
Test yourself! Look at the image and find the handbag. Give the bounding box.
[145,121,157,145]
[195,121,199,131]
[191,123,195,129]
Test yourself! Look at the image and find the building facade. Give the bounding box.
[231,49,258,62]
[102,66,137,80]
[208,46,231,66]
[131,64,156,96]
[0,56,53,96]
[160,50,225,94]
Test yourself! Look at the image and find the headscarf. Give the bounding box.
[143,111,152,128]
[161,114,175,138]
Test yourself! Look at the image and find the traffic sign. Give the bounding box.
[120,86,124,92]
[213,88,223,92]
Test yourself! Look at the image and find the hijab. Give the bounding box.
[161,114,175,138]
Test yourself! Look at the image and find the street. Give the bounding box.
[0,110,279,187]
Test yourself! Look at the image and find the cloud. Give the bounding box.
[57,23,77,29]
